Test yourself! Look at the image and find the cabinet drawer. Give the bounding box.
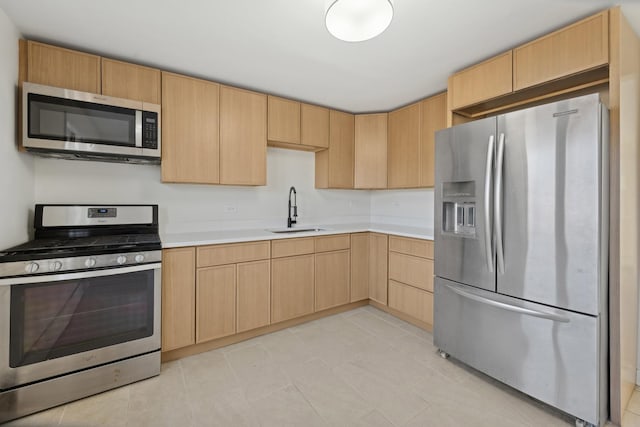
[388,280,433,325]
[389,236,433,259]
[388,252,433,292]
[197,241,270,267]
[513,10,608,91]
[315,234,350,252]
[271,237,315,258]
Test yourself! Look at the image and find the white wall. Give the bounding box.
[0,8,33,249]
[34,148,371,234]
[370,189,434,229]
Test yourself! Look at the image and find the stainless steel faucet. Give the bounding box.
[287,186,297,228]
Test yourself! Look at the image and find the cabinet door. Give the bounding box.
[316,110,354,188]
[388,280,433,325]
[350,233,369,302]
[162,248,195,351]
[196,264,236,342]
[220,86,267,185]
[271,254,315,323]
[268,96,300,144]
[161,72,220,184]
[449,51,513,109]
[315,250,350,311]
[355,113,387,189]
[102,58,161,104]
[513,11,608,91]
[388,102,421,188]
[420,93,447,187]
[237,260,271,333]
[27,41,100,93]
[369,233,388,305]
[301,103,329,149]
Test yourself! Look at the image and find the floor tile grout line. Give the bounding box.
[291,382,330,426]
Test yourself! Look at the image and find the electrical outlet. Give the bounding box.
[223,205,237,213]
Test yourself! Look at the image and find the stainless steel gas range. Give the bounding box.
[0,204,162,423]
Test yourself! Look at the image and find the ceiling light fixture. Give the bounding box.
[325,0,394,42]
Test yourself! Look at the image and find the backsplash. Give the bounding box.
[33,148,434,235]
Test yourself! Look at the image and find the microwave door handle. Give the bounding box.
[135,110,142,148]
[495,133,505,274]
[484,134,495,272]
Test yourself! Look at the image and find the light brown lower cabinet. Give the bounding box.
[162,248,196,351]
[350,233,370,302]
[388,280,434,325]
[237,260,271,333]
[315,249,350,311]
[387,236,434,326]
[196,265,236,343]
[161,234,433,356]
[271,254,315,323]
[369,233,389,305]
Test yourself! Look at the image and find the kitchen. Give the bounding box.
[0,1,640,426]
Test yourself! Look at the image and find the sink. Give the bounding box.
[268,228,325,234]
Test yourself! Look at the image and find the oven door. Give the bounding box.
[0,263,161,390]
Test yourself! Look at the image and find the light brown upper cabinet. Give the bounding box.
[161,72,220,184]
[388,101,421,188]
[302,104,330,149]
[268,98,329,151]
[24,41,101,93]
[101,58,161,104]
[315,110,355,189]
[449,51,513,110]
[220,86,267,186]
[513,10,609,91]
[268,96,301,145]
[420,93,447,187]
[354,113,388,189]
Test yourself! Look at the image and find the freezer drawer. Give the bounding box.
[434,277,605,426]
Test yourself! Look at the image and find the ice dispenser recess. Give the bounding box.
[442,181,476,237]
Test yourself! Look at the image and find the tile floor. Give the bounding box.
[7,306,588,426]
[624,389,640,427]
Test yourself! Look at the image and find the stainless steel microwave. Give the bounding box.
[22,82,161,164]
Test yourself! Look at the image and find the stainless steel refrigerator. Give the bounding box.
[433,93,608,427]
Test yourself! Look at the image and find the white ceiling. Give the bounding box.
[1,0,639,113]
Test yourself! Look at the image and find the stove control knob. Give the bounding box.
[135,254,145,263]
[50,261,63,272]
[116,256,127,265]
[25,262,39,274]
[85,257,97,268]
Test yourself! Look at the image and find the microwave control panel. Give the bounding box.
[142,111,158,149]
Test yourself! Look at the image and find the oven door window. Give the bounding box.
[28,93,137,147]
[10,270,154,367]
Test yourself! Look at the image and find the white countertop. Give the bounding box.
[161,223,433,248]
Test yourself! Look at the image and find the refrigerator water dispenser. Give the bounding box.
[442,181,476,237]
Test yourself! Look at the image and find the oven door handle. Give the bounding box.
[0,263,161,286]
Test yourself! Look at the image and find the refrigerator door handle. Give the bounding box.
[484,135,495,272]
[495,133,505,274]
[443,283,570,323]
